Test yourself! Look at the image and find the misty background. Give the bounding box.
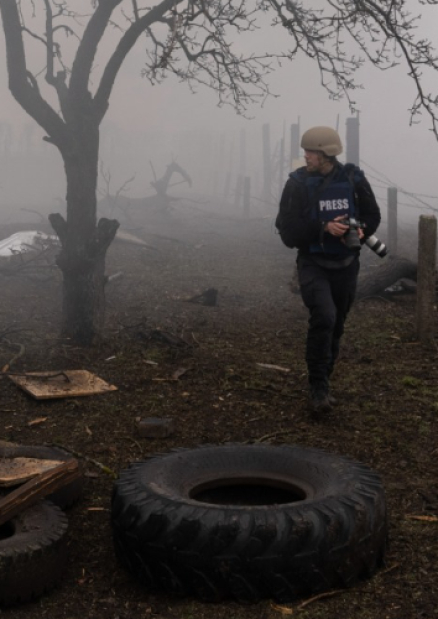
[1,1,438,236]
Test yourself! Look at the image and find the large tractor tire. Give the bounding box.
[0,500,69,606]
[357,255,417,299]
[111,444,387,603]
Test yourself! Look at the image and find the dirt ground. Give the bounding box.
[0,197,437,619]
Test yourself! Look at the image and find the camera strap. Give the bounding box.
[313,168,337,204]
[346,166,360,220]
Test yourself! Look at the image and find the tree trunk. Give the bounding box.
[356,255,417,300]
[49,121,119,346]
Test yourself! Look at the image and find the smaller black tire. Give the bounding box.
[0,500,69,606]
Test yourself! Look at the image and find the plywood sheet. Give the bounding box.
[0,457,63,486]
[9,370,117,400]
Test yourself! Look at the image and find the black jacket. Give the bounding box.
[275,162,381,255]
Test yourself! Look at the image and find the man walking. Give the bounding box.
[276,126,381,415]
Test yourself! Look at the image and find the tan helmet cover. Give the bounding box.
[300,126,343,157]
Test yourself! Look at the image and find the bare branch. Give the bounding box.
[69,0,121,106]
[0,0,67,145]
[132,0,140,21]
[3,0,438,141]
[94,0,184,122]
[43,0,55,84]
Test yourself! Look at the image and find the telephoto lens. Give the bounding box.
[365,235,388,258]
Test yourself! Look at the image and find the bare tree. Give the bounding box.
[98,163,136,221]
[149,160,192,211]
[0,0,437,344]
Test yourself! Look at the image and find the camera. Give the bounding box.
[343,217,362,251]
[342,217,389,258]
[364,235,388,258]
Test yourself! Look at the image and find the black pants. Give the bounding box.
[297,255,360,389]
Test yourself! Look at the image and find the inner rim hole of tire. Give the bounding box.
[0,521,15,541]
[190,478,307,506]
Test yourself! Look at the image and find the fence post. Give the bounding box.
[346,115,360,166]
[262,123,271,205]
[278,136,285,200]
[416,215,437,345]
[290,123,300,167]
[234,175,243,209]
[243,176,251,216]
[387,187,398,255]
[239,129,246,178]
[223,139,234,203]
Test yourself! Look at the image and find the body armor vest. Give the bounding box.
[292,164,363,255]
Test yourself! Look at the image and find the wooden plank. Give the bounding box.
[0,459,81,526]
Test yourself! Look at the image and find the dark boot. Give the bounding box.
[327,392,337,406]
[327,358,337,406]
[309,383,332,414]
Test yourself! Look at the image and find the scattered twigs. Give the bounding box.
[382,563,400,575]
[172,366,191,380]
[190,331,201,346]
[251,430,295,443]
[151,367,192,382]
[107,271,123,283]
[113,434,143,451]
[50,443,117,479]
[0,244,58,278]
[256,363,291,373]
[244,385,277,395]
[0,325,29,342]
[406,515,438,523]
[271,589,343,615]
[1,342,25,372]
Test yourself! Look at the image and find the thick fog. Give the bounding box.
[1,1,438,234]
